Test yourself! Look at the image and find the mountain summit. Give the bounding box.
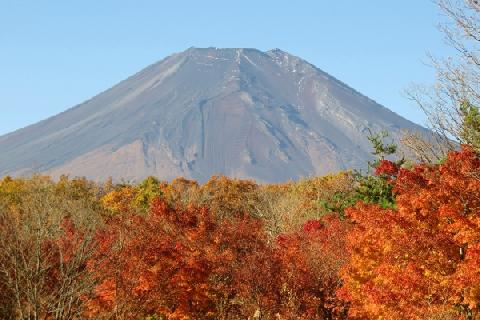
[0,48,422,182]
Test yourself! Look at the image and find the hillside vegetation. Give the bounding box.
[1,138,480,319]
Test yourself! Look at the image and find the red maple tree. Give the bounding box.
[339,146,480,319]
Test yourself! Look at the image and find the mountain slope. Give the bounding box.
[0,48,423,182]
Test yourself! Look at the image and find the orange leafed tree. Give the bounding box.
[339,146,480,319]
[198,175,260,219]
[86,200,277,319]
[275,214,351,319]
[101,185,137,214]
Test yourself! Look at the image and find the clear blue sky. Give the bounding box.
[0,1,450,135]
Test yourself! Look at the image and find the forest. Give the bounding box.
[2,1,480,319]
[1,133,480,319]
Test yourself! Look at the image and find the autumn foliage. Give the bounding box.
[275,214,351,319]
[339,146,480,319]
[0,176,103,319]
[86,200,277,319]
[85,198,353,319]
[1,144,479,319]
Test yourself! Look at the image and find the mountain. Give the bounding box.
[0,47,423,182]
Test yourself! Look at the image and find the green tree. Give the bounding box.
[460,100,480,151]
[134,176,163,211]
